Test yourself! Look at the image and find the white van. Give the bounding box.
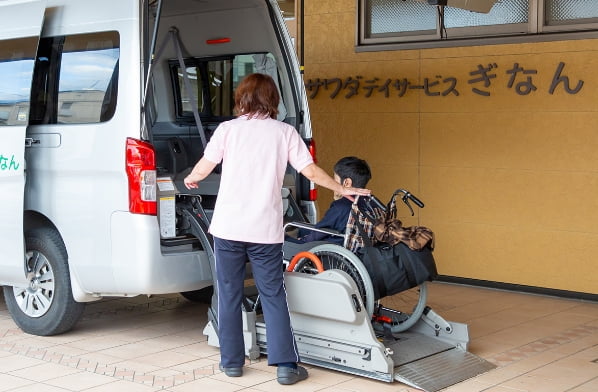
[0,0,316,335]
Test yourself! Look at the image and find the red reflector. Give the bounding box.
[206,37,231,45]
[373,315,393,324]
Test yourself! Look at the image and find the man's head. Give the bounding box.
[333,156,371,199]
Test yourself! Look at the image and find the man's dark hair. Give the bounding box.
[333,156,371,188]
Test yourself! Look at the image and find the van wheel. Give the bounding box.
[180,286,213,304]
[3,227,85,336]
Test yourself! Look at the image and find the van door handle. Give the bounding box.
[25,134,61,148]
[25,138,41,147]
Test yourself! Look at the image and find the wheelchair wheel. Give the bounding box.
[305,244,376,318]
[374,282,428,333]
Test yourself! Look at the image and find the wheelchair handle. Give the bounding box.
[406,192,424,208]
[392,189,425,216]
[369,194,386,210]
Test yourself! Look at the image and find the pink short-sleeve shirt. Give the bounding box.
[203,115,313,243]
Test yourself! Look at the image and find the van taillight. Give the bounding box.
[126,138,157,215]
[309,182,318,201]
[307,139,317,201]
[308,138,317,164]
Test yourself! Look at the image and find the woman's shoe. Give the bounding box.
[219,364,243,377]
[277,365,308,385]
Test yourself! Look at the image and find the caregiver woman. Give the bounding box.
[184,73,370,385]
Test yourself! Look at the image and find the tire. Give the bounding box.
[375,282,428,333]
[180,286,214,304]
[3,227,85,336]
[304,244,376,318]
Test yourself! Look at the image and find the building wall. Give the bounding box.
[304,0,598,294]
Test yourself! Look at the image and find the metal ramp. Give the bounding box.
[394,348,497,392]
[203,269,496,392]
[386,332,496,391]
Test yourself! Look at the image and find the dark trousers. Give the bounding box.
[214,237,299,367]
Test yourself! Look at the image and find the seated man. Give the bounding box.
[289,156,372,245]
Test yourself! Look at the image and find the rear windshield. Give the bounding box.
[169,53,287,122]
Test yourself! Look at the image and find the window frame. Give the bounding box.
[357,0,598,51]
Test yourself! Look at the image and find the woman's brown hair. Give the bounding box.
[234,73,279,119]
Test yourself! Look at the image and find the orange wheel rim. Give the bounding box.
[286,251,324,273]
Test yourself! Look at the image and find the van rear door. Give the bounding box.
[0,0,45,286]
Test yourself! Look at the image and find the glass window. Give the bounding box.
[367,0,436,36]
[205,57,234,117]
[360,0,598,47]
[545,0,598,26]
[177,65,203,116]
[58,32,120,124]
[444,0,528,29]
[172,53,286,121]
[30,31,120,125]
[0,37,37,126]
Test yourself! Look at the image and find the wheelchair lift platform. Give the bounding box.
[203,269,496,392]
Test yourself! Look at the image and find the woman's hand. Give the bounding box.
[300,163,371,197]
[339,185,371,197]
[184,176,199,189]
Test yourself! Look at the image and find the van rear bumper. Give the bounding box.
[108,211,213,296]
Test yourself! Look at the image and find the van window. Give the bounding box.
[170,53,287,122]
[30,31,120,125]
[0,37,38,126]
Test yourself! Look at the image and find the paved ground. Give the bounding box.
[0,282,596,392]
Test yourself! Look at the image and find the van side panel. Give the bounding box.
[110,212,212,294]
[0,0,46,286]
[25,0,141,293]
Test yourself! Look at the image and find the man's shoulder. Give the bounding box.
[332,197,354,207]
[327,197,353,214]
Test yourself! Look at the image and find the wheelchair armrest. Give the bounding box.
[283,221,345,238]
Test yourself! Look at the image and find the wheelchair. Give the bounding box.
[282,189,430,333]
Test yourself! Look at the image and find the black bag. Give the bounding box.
[357,242,438,300]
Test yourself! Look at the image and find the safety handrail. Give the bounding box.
[283,221,345,238]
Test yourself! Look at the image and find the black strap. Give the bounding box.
[364,246,386,299]
[396,244,418,288]
[170,27,207,149]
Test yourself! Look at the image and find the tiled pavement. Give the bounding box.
[0,282,596,392]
